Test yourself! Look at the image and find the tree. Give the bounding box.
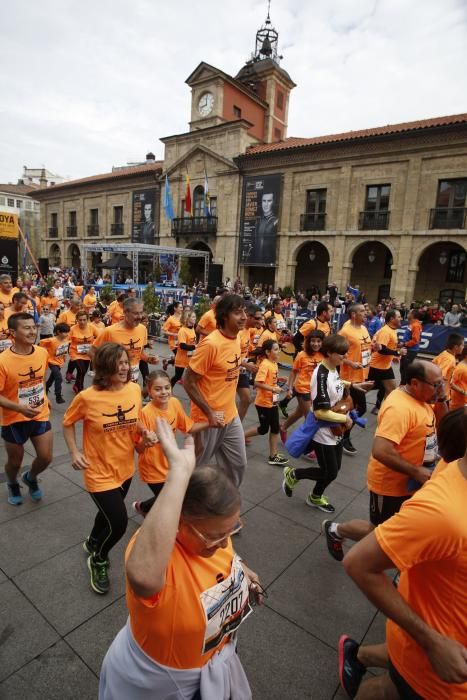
[179,257,193,286]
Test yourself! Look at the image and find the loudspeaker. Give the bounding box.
[38,257,49,276]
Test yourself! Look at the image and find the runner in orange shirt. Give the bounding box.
[432,332,464,402]
[57,296,82,326]
[338,303,372,455]
[69,310,98,393]
[63,343,145,595]
[132,370,209,516]
[368,309,406,412]
[161,301,182,371]
[100,419,262,698]
[298,301,333,342]
[450,346,467,409]
[195,295,221,338]
[40,288,59,315]
[0,302,12,353]
[107,294,125,325]
[0,274,14,308]
[4,292,30,321]
[184,294,248,486]
[171,307,196,387]
[400,309,422,385]
[236,304,260,423]
[83,286,97,313]
[0,313,52,506]
[90,309,105,335]
[40,322,70,404]
[257,315,281,348]
[341,406,467,699]
[244,339,288,465]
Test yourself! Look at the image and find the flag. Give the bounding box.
[184,175,192,216]
[204,171,211,217]
[164,174,174,221]
[347,285,360,299]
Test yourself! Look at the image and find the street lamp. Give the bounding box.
[368,249,376,263]
[309,248,316,262]
[439,250,448,265]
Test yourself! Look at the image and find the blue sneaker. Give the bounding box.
[22,471,43,501]
[7,482,23,506]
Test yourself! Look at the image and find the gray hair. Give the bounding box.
[123,296,142,312]
[182,466,241,520]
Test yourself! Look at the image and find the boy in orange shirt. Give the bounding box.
[244,339,288,466]
[450,346,467,409]
[40,322,70,404]
[432,332,464,402]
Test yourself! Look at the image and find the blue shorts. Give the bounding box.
[2,420,52,445]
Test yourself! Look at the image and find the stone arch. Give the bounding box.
[185,241,212,284]
[349,240,395,304]
[294,241,330,297]
[49,243,61,267]
[413,240,466,305]
[66,243,81,270]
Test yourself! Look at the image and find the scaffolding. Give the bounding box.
[81,243,210,286]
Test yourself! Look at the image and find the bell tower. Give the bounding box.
[236,5,296,143]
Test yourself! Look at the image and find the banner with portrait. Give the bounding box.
[159,254,179,285]
[239,174,282,266]
[132,189,158,244]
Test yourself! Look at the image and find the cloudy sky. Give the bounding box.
[1,0,466,183]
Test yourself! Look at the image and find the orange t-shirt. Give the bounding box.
[162,315,182,350]
[369,324,399,371]
[125,533,252,668]
[39,337,70,367]
[375,459,467,700]
[339,322,372,382]
[255,358,278,408]
[188,329,241,423]
[5,306,29,321]
[174,326,196,368]
[0,289,14,308]
[258,328,280,347]
[0,319,11,353]
[0,346,50,425]
[300,317,332,337]
[248,327,262,354]
[108,300,124,325]
[238,327,251,360]
[293,351,324,394]
[73,285,84,298]
[432,350,457,401]
[63,382,141,492]
[69,323,98,361]
[197,308,217,335]
[93,323,148,381]
[83,294,97,310]
[367,388,437,497]
[57,309,77,327]
[91,321,105,336]
[137,398,193,483]
[450,361,467,409]
[40,294,58,312]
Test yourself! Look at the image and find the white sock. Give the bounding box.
[330,522,342,539]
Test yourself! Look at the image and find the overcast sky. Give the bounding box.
[2,0,466,183]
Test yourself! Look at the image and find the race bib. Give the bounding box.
[200,554,252,654]
[187,350,193,357]
[276,320,286,331]
[130,365,140,382]
[423,432,438,465]
[18,380,45,409]
[77,343,91,355]
[272,392,279,404]
[361,348,371,368]
[0,338,12,352]
[56,343,69,357]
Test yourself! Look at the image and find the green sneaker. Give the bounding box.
[87,555,110,594]
[279,405,288,418]
[83,536,98,556]
[305,494,335,513]
[282,466,298,497]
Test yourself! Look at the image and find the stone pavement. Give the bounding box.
[0,343,385,699]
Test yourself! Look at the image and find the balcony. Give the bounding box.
[300,212,326,231]
[111,223,124,236]
[358,210,390,230]
[48,227,58,238]
[172,216,218,236]
[87,224,99,237]
[66,226,78,237]
[430,207,467,229]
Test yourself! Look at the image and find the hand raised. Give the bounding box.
[155,417,196,478]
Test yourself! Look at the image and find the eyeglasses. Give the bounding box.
[419,379,444,389]
[187,519,244,547]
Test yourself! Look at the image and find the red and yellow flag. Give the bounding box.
[184,175,192,216]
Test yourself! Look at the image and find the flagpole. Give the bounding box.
[17,225,43,279]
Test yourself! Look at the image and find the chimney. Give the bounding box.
[146,152,156,163]
[39,168,47,187]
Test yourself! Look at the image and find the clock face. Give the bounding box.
[198,92,214,117]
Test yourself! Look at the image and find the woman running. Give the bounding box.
[100,417,263,699]
[68,310,98,393]
[162,301,182,371]
[171,307,196,388]
[63,343,146,594]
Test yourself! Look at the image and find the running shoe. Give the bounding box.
[322,519,344,561]
[282,467,297,497]
[305,494,335,513]
[268,453,289,466]
[22,471,42,501]
[56,395,65,404]
[342,438,357,455]
[88,370,95,377]
[338,634,366,698]
[132,501,146,518]
[279,405,288,419]
[83,536,98,556]
[87,555,110,595]
[370,406,379,416]
[303,450,317,461]
[162,358,169,371]
[72,384,79,395]
[7,482,23,506]
[65,372,74,383]
[279,428,287,444]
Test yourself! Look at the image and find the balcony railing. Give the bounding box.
[48,227,58,238]
[66,226,78,237]
[111,223,124,236]
[300,212,326,231]
[430,207,467,229]
[358,210,390,230]
[172,216,218,236]
[87,224,99,237]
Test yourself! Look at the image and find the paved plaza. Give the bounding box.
[0,342,385,700]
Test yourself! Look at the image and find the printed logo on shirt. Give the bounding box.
[18,366,45,408]
[122,338,142,352]
[225,353,242,382]
[101,404,137,433]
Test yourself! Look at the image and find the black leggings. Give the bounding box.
[139,482,165,514]
[171,366,185,388]
[344,386,367,440]
[294,441,343,497]
[89,478,132,560]
[75,359,90,391]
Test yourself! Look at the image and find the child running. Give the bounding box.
[69,310,98,394]
[244,338,289,466]
[280,329,325,443]
[40,323,70,404]
[171,307,197,388]
[132,370,209,516]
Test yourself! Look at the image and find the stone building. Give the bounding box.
[0,183,41,258]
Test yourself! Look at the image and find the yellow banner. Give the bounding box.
[0,212,19,239]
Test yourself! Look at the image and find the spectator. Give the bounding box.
[444,303,462,327]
